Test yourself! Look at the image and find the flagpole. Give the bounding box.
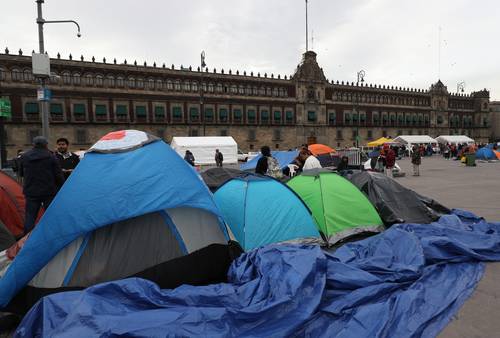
[305,0,309,51]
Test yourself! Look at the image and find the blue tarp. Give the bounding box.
[16,210,500,337]
[475,147,496,160]
[240,150,298,171]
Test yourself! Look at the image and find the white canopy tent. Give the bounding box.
[436,135,475,145]
[170,136,238,165]
[393,135,438,146]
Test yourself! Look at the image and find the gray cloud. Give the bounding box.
[2,0,499,99]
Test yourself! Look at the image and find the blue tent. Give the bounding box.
[214,174,321,250]
[0,130,229,309]
[476,147,496,160]
[240,150,298,171]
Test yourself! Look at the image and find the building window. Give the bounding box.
[233,109,242,122]
[84,74,94,86]
[220,129,228,136]
[183,81,190,91]
[25,102,39,114]
[336,130,343,140]
[367,130,373,139]
[247,109,256,123]
[273,111,281,122]
[273,88,279,97]
[135,105,147,119]
[204,107,214,121]
[329,112,336,125]
[360,113,366,123]
[50,103,64,121]
[73,73,81,85]
[106,75,115,87]
[136,78,144,89]
[190,107,199,121]
[96,75,104,87]
[154,106,165,120]
[248,129,256,141]
[437,115,443,124]
[372,113,379,124]
[351,130,358,140]
[116,104,128,116]
[116,76,124,87]
[128,77,135,88]
[345,112,351,124]
[73,103,86,120]
[172,106,183,121]
[192,82,198,92]
[261,110,270,123]
[189,129,199,137]
[208,83,214,92]
[307,111,316,122]
[166,80,173,90]
[155,79,163,90]
[75,129,87,144]
[95,104,107,120]
[397,130,403,136]
[62,72,71,85]
[286,110,294,123]
[11,68,22,81]
[0,67,5,81]
[218,108,228,122]
[382,130,388,137]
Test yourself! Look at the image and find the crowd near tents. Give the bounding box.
[1,129,500,336]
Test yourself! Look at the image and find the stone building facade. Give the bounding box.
[0,49,492,158]
[490,101,500,142]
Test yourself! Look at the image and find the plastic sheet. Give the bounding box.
[16,210,500,338]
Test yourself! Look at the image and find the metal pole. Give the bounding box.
[305,0,309,51]
[36,0,50,140]
[200,51,206,136]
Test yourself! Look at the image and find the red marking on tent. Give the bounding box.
[101,130,126,141]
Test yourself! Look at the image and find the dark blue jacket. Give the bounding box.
[19,148,64,197]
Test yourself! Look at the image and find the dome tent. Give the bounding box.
[0,171,26,238]
[0,221,15,252]
[287,170,384,245]
[475,147,497,160]
[201,167,246,192]
[214,174,322,250]
[347,171,450,225]
[0,130,233,313]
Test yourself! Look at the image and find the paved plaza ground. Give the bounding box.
[395,156,500,338]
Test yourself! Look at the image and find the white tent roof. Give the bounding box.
[170,136,238,165]
[393,135,438,145]
[436,135,475,144]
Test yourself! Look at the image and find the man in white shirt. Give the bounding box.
[300,149,322,170]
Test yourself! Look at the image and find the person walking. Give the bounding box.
[19,136,64,234]
[411,145,421,176]
[55,138,80,181]
[215,149,224,167]
[184,150,195,166]
[384,144,396,178]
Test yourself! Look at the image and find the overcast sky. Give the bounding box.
[3,0,500,100]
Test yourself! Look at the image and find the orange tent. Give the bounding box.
[494,150,500,160]
[308,144,335,155]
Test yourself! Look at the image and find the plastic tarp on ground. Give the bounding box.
[170,136,238,165]
[393,135,437,145]
[16,210,500,337]
[475,147,498,160]
[348,171,450,225]
[436,135,475,145]
[240,150,298,171]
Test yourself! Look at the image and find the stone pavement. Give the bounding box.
[395,156,500,338]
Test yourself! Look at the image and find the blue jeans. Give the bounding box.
[24,195,54,235]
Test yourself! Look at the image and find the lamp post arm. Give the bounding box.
[41,19,81,37]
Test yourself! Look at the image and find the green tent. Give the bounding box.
[287,171,384,245]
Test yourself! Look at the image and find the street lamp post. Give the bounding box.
[35,0,81,140]
[457,81,465,93]
[353,70,365,148]
[200,51,206,136]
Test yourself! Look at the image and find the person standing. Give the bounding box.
[383,144,396,178]
[411,145,421,176]
[55,138,80,181]
[184,150,195,166]
[215,149,223,167]
[19,136,64,234]
[11,149,24,183]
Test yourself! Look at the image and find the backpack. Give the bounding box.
[266,157,283,179]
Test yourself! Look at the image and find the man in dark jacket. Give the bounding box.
[215,149,223,167]
[55,138,80,180]
[19,136,64,234]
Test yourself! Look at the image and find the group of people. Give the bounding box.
[183,149,224,167]
[255,145,324,178]
[370,144,397,177]
[11,136,80,235]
